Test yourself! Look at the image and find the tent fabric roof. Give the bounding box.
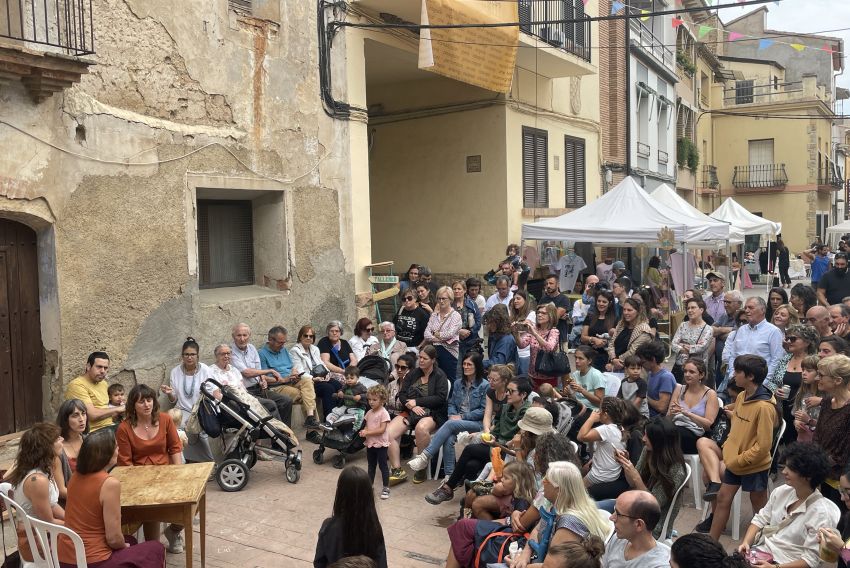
[649,184,742,245]
[520,177,730,244]
[827,219,850,234]
[710,198,781,236]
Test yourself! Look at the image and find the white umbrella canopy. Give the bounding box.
[520,177,730,245]
[826,219,850,235]
[649,185,741,246]
[710,198,781,237]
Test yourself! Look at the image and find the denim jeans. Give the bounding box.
[423,418,482,475]
[517,356,530,376]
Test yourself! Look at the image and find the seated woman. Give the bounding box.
[503,461,613,567]
[319,321,359,380]
[482,304,519,369]
[5,423,65,564]
[115,384,184,552]
[581,289,618,371]
[366,321,408,369]
[606,299,653,373]
[425,375,532,505]
[667,358,720,454]
[416,282,435,314]
[349,317,379,361]
[161,337,215,462]
[615,416,686,540]
[290,325,336,425]
[771,303,800,334]
[672,533,751,568]
[817,461,850,568]
[407,352,488,478]
[738,442,840,568]
[56,398,89,494]
[58,429,166,568]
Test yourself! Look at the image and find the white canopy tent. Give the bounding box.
[826,219,850,237]
[521,177,731,244]
[648,184,741,246]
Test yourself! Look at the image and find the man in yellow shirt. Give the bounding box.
[64,351,124,431]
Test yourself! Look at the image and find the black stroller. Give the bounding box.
[200,378,302,492]
[311,355,391,469]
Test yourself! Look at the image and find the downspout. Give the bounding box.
[625,9,632,177]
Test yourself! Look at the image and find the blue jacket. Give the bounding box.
[484,333,518,369]
[447,377,489,422]
[458,297,482,348]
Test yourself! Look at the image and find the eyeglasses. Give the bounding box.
[723,300,735,304]
[182,353,198,358]
[366,327,375,332]
[404,296,415,301]
[395,364,409,370]
[784,335,798,342]
[438,297,451,302]
[303,334,315,339]
[612,508,638,520]
[506,388,518,395]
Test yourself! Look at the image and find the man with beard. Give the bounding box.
[818,253,850,306]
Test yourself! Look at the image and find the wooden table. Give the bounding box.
[111,462,214,568]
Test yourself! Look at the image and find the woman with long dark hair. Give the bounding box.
[56,398,89,486]
[509,290,536,375]
[671,533,750,568]
[766,287,789,323]
[314,465,387,568]
[607,298,653,372]
[162,337,215,462]
[616,416,686,540]
[349,317,379,361]
[581,289,619,371]
[790,284,818,323]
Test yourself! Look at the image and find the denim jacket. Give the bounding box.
[483,333,519,369]
[447,377,489,422]
[458,297,482,348]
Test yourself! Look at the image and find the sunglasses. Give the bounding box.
[366,327,375,332]
[506,388,518,395]
[784,335,798,342]
[303,334,315,339]
[395,364,409,371]
[404,296,415,301]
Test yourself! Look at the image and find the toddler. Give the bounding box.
[322,366,368,430]
[359,385,391,499]
[108,383,126,423]
[470,461,537,521]
[617,355,648,418]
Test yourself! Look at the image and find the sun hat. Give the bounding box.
[517,407,556,435]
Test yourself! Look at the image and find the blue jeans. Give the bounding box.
[517,356,530,376]
[596,499,615,513]
[423,419,482,475]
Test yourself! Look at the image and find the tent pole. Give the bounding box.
[681,241,688,309]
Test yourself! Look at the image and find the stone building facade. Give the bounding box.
[0,0,358,434]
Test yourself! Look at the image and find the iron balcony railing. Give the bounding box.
[732,164,788,189]
[636,142,651,158]
[819,170,844,189]
[0,0,94,55]
[629,17,674,69]
[658,149,669,165]
[519,0,591,62]
[701,165,719,189]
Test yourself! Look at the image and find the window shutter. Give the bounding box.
[565,136,586,207]
[198,200,255,288]
[523,127,548,208]
[228,0,252,14]
[574,0,585,46]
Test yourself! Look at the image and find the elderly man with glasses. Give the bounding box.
[604,490,670,568]
[259,325,321,431]
[712,290,744,386]
[230,322,294,426]
[719,297,784,396]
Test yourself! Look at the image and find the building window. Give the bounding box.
[198,200,255,288]
[228,0,252,13]
[522,126,548,208]
[565,136,586,207]
[735,80,754,104]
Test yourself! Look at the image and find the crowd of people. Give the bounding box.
[8,247,850,568]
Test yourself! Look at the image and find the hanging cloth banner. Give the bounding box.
[758,38,774,50]
[790,43,806,51]
[611,1,625,15]
[671,17,684,28]
[728,31,744,41]
[418,0,518,93]
[698,25,712,38]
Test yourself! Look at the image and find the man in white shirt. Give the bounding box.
[229,323,293,425]
[603,490,670,568]
[484,275,514,313]
[720,297,784,395]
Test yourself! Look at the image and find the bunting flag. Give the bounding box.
[583,0,589,5]
[822,44,834,53]
[672,17,683,28]
[790,43,806,51]
[698,25,712,38]
[758,38,774,50]
[640,9,649,20]
[611,1,624,15]
[728,31,744,41]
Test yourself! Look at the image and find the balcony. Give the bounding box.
[629,17,674,71]
[732,164,788,191]
[517,0,594,78]
[0,0,93,101]
[819,168,844,190]
[721,76,828,108]
[701,165,719,190]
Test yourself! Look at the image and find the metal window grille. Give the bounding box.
[198,200,254,289]
[735,80,754,104]
[522,126,549,208]
[228,0,251,14]
[565,135,586,207]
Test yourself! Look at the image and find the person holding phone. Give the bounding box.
[259,325,321,431]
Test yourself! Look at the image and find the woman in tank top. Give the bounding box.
[667,358,719,454]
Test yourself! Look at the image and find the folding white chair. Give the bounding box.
[603,373,622,397]
[0,484,44,568]
[660,463,691,545]
[28,516,88,568]
[683,453,704,509]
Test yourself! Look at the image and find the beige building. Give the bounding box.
[344,0,601,274]
[0,1,360,434]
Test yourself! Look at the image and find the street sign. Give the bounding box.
[369,275,399,284]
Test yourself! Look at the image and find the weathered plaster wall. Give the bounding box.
[0,0,357,415]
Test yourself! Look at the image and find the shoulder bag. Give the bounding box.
[535,331,571,377]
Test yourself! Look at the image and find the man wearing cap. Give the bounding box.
[612,260,632,283]
[703,270,727,323]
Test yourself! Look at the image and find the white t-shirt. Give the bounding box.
[169,363,212,417]
[588,423,625,483]
[555,253,587,294]
[516,312,537,359]
[349,335,378,361]
[485,291,514,313]
[603,535,670,568]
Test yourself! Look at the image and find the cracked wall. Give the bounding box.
[0,0,358,421]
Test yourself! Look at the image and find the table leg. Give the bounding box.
[199,492,206,568]
[184,504,194,568]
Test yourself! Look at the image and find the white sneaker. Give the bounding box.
[407,452,431,472]
[380,487,390,500]
[164,526,185,554]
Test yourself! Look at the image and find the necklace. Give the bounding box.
[181,365,200,399]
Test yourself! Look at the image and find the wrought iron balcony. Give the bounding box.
[0,0,94,55]
[519,0,591,62]
[629,17,674,69]
[732,164,788,190]
[701,165,719,189]
[819,170,844,189]
[658,149,668,165]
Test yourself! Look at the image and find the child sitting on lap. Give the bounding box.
[323,366,368,431]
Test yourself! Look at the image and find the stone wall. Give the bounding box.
[0,0,357,419]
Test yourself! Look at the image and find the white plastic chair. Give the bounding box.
[701,419,786,540]
[683,453,703,509]
[603,372,622,397]
[0,484,43,568]
[660,463,691,545]
[28,516,88,568]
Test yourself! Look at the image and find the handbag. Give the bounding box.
[185,396,203,435]
[535,332,571,376]
[197,396,222,438]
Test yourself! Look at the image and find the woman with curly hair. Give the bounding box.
[607,298,654,372]
[482,304,518,369]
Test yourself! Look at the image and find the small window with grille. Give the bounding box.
[228,0,252,14]
[198,200,255,288]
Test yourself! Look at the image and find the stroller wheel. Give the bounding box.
[333,454,346,470]
[312,449,324,465]
[217,459,249,492]
[286,464,301,484]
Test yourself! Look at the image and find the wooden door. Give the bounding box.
[0,220,43,434]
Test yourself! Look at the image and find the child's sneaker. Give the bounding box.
[164,525,184,554]
[412,469,428,484]
[389,467,407,486]
[380,487,390,500]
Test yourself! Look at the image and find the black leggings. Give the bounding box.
[779,265,791,286]
[367,446,390,488]
[588,473,630,501]
[446,443,493,489]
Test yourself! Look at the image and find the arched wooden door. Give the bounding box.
[0,219,44,435]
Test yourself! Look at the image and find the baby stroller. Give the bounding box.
[200,378,302,492]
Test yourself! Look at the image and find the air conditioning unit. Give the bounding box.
[541,27,566,47]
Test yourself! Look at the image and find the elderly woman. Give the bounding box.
[606,298,654,372]
[670,297,714,382]
[814,354,850,512]
[516,302,561,389]
[58,429,166,568]
[289,325,336,424]
[482,304,519,369]
[772,303,800,333]
[766,324,820,449]
[319,321,358,379]
[424,285,463,380]
[738,442,839,568]
[367,321,408,368]
[349,318,379,361]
